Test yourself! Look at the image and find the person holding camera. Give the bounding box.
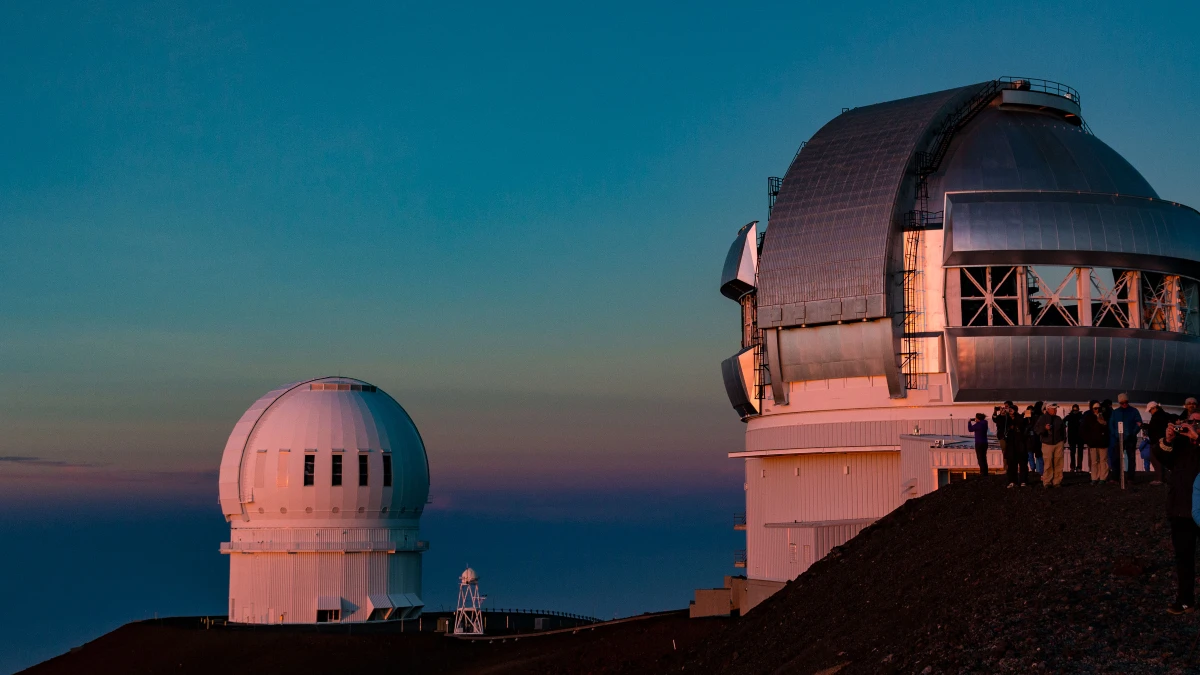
[1037,403,1067,488]
[993,401,1015,470]
[1146,401,1173,485]
[968,413,990,476]
[1153,412,1200,614]
[1082,400,1110,485]
[1003,404,1028,488]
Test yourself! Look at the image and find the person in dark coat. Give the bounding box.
[1082,400,1110,485]
[993,400,1015,471]
[1003,405,1028,488]
[1152,412,1200,614]
[1145,401,1174,485]
[968,413,990,476]
[1025,404,1044,475]
[1065,404,1084,472]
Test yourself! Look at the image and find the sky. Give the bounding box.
[1,0,1199,671]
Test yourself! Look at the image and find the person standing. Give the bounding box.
[1083,401,1110,485]
[993,401,1014,471]
[1004,405,1028,488]
[968,413,990,476]
[1146,401,1174,485]
[1152,412,1200,614]
[1037,403,1067,488]
[1110,393,1144,484]
[1026,403,1044,475]
[1065,403,1084,472]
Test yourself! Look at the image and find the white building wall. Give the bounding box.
[229,549,421,624]
[744,451,901,582]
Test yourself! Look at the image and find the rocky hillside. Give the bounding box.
[685,473,1194,674]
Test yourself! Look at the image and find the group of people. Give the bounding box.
[967,394,1196,489]
[967,394,1200,615]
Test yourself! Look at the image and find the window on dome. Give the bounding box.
[382,454,392,487]
[359,454,369,486]
[303,454,315,486]
[277,450,291,487]
[331,455,343,487]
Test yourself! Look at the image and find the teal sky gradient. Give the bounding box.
[2,1,1199,498]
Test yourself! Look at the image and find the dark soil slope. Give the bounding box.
[686,474,1198,674]
[21,610,723,675]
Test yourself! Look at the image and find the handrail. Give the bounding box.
[997,76,1080,105]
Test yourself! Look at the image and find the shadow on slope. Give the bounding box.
[686,474,1195,674]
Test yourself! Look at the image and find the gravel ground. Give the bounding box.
[19,610,726,675]
[683,472,1200,675]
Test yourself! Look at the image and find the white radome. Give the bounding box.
[460,567,478,584]
[218,376,430,624]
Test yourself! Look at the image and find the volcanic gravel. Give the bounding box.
[19,610,724,675]
[684,473,1200,674]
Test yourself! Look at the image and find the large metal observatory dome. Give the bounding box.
[218,376,429,624]
[713,77,1200,596]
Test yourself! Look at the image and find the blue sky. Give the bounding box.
[1,0,1198,671]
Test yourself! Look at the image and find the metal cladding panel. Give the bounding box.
[776,321,899,390]
[930,107,1157,206]
[744,453,899,582]
[720,222,758,300]
[745,417,970,452]
[721,347,759,418]
[946,328,1200,404]
[943,191,1200,275]
[758,84,987,326]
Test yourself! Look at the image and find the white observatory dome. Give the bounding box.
[218,376,430,526]
[219,376,430,624]
[460,567,478,584]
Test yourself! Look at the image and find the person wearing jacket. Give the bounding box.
[1082,401,1110,485]
[1065,404,1084,472]
[1110,393,1144,483]
[1036,403,1067,487]
[1026,403,1045,474]
[1146,401,1174,485]
[1152,412,1200,614]
[1003,405,1028,488]
[968,413,990,476]
[992,400,1015,471]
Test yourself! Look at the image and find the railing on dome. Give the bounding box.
[219,540,429,553]
[997,76,1081,105]
[734,549,747,568]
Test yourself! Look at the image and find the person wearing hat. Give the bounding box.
[1082,400,1110,485]
[1146,401,1174,486]
[1109,393,1144,484]
[1037,403,1067,488]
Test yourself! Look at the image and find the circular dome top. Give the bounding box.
[930,105,1157,207]
[460,567,478,584]
[217,377,429,527]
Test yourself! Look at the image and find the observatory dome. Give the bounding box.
[929,105,1157,206]
[217,377,430,526]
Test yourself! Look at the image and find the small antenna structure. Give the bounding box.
[453,566,485,635]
